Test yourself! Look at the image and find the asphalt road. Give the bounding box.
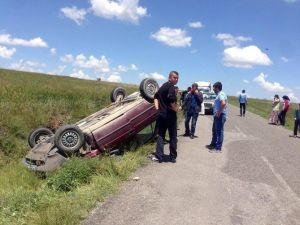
[84,105,300,225]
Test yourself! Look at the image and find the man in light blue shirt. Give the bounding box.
[239,90,247,117]
[206,82,227,152]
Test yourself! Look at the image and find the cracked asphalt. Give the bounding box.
[84,105,300,225]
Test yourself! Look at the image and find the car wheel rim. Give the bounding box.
[35,133,49,144]
[61,131,78,147]
[116,94,124,101]
[146,82,156,96]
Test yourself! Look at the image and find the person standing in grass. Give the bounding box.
[269,94,280,124]
[239,90,247,117]
[292,103,300,137]
[278,95,290,126]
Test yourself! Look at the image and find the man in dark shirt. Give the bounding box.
[182,83,203,138]
[180,86,191,107]
[153,71,179,163]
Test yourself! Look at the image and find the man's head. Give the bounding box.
[187,86,191,92]
[213,82,222,94]
[242,90,245,93]
[298,103,300,109]
[191,83,198,92]
[168,71,179,85]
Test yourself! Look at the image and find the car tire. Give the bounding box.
[28,128,54,148]
[54,125,84,154]
[139,78,159,103]
[110,87,128,102]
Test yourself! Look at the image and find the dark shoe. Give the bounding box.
[183,133,190,137]
[190,135,194,139]
[206,144,215,150]
[170,158,176,163]
[215,148,222,153]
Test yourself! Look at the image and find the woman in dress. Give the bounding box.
[269,94,280,124]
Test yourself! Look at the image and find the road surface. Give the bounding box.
[85,105,300,225]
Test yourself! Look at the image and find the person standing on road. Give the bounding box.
[239,90,247,117]
[278,95,290,126]
[182,83,203,139]
[152,71,179,163]
[180,87,191,110]
[206,82,227,152]
[269,94,280,125]
[292,103,300,137]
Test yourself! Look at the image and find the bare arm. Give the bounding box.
[216,100,226,118]
[154,99,159,110]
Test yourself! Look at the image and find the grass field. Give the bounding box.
[228,96,298,131]
[0,68,154,225]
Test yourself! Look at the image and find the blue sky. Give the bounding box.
[0,0,300,101]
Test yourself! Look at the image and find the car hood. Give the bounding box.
[23,137,67,172]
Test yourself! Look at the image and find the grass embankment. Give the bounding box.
[228,96,297,131]
[0,69,154,225]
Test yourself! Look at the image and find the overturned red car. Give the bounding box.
[23,78,159,171]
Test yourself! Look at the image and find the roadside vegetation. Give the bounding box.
[0,69,154,225]
[228,96,297,131]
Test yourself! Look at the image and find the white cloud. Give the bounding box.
[281,56,289,63]
[254,72,299,102]
[188,21,204,29]
[0,45,16,58]
[117,65,128,72]
[254,73,291,93]
[107,73,122,82]
[151,27,192,48]
[50,48,56,55]
[115,63,138,72]
[190,49,198,54]
[70,69,91,79]
[215,33,252,47]
[131,64,138,70]
[283,0,298,3]
[139,72,166,81]
[10,59,46,73]
[0,34,48,48]
[243,79,249,83]
[90,0,147,24]
[223,45,272,69]
[60,54,74,63]
[61,6,87,25]
[73,54,110,73]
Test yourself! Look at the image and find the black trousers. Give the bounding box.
[294,119,300,136]
[155,116,177,160]
[278,111,287,126]
[240,103,246,116]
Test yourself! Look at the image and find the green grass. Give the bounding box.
[228,96,297,131]
[0,68,154,225]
